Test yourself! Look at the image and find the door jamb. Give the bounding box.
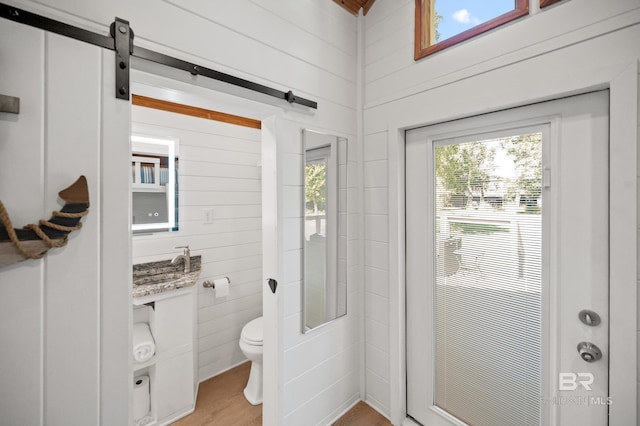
[388,63,638,425]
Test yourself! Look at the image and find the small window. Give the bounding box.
[415,0,529,60]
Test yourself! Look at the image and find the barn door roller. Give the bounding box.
[110,18,133,100]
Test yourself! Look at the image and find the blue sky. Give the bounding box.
[435,0,515,42]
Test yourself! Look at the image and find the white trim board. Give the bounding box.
[387,62,638,425]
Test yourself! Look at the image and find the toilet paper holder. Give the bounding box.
[203,277,230,288]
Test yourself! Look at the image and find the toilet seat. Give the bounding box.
[241,317,263,346]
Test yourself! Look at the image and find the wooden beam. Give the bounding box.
[363,0,376,15]
[332,0,376,16]
[131,94,261,129]
[332,0,360,15]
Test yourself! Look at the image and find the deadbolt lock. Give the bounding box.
[577,341,602,363]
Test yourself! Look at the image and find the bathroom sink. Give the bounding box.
[133,272,185,286]
[132,255,202,302]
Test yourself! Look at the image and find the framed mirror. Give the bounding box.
[131,135,179,233]
[302,130,348,333]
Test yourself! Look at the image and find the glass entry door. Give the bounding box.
[405,91,610,426]
[434,133,543,426]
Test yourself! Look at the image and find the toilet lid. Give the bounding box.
[241,316,263,345]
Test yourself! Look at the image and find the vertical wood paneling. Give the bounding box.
[100,48,133,426]
[0,20,45,426]
[43,33,101,425]
[130,105,263,382]
[0,21,131,426]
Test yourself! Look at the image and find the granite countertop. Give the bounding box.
[132,255,201,299]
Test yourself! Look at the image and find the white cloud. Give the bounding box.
[452,9,472,24]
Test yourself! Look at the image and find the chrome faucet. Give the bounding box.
[172,245,191,273]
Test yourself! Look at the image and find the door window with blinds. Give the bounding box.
[433,132,543,425]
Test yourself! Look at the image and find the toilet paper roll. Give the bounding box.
[133,375,150,421]
[214,278,229,298]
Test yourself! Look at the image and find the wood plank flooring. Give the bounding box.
[172,362,391,425]
[332,401,392,426]
[172,362,261,426]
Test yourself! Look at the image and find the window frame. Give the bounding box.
[414,0,529,60]
[540,0,563,8]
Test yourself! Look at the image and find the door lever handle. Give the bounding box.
[578,309,601,326]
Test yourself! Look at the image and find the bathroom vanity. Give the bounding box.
[132,256,200,426]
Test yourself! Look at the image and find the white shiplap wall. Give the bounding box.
[363,132,391,412]
[130,105,263,382]
[363,0,640,421]
[1,0,361,424]
[278,122,362,425]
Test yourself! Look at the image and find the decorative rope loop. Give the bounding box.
[0,200,45,259]
[37,219,83,232]
[52,210,88,219]
[0,200,87,260]
[24,223,68,248]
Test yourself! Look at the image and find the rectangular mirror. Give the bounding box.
[302,130,348,332]
[131,135,179,233]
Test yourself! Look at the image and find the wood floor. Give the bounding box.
[172,362,261,426]
[332,401,392,426]
[172,362,391,425]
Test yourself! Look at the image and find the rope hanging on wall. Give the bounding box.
[0,176,90,268]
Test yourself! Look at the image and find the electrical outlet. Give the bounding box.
[203,208,214,224]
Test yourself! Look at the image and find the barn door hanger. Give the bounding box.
[110,18,133,101]
[0,3,318,109]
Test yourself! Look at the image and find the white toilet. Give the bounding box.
[239,316,263,405]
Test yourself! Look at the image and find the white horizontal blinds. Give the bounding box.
[433,133,543,426]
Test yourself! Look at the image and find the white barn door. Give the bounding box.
[0,20,131,426]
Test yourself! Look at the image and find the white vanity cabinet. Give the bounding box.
[133,287,196,426]
[154,352,194,421]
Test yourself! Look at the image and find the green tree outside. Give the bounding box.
[305,162,326,213]
[500,133,542,202]
[435,133,542,211]
[435,142,496,207]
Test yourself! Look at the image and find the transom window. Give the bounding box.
[415,0,529,60]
